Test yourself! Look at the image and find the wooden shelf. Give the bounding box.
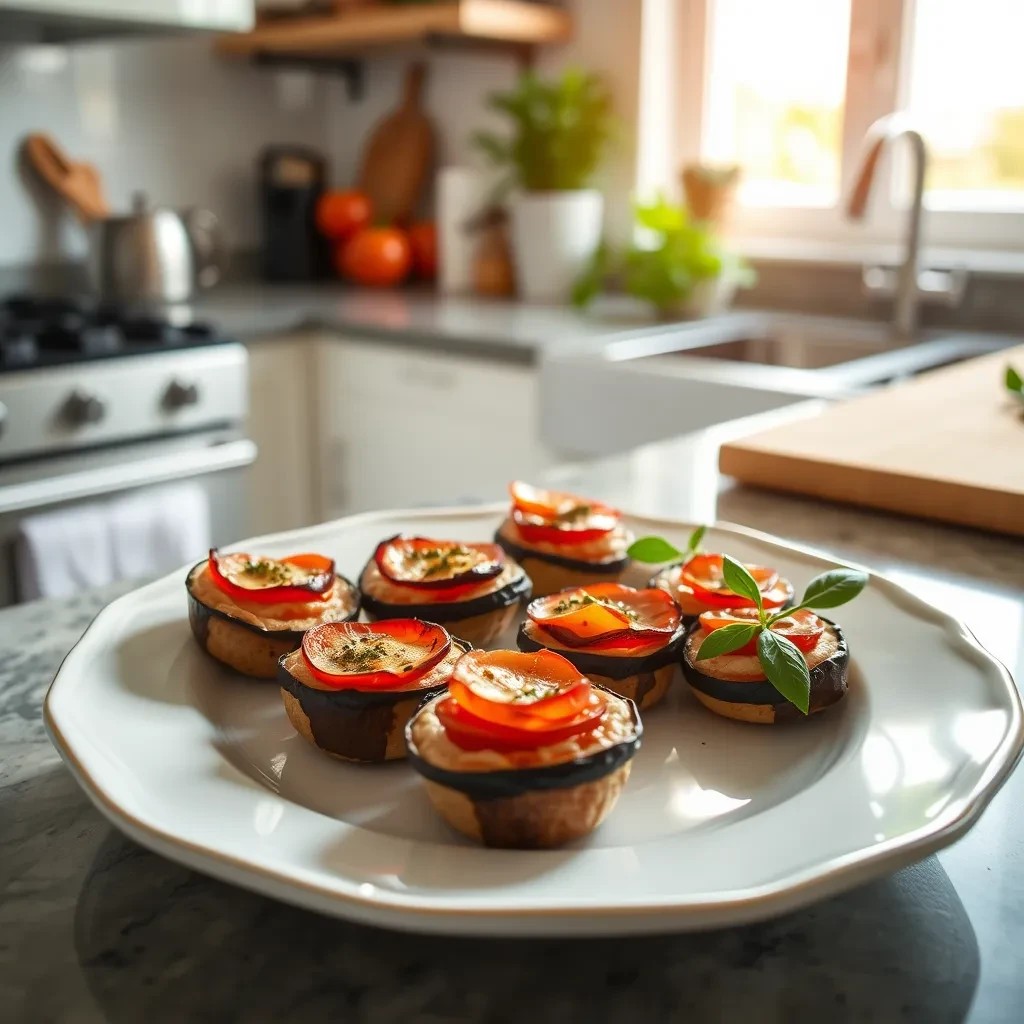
[216,1,572,60]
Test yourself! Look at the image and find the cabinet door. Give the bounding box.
[245,336,316,536]
[314,340,554,518]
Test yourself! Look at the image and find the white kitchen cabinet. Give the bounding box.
[312,338,555,518]
[244,334,318,536]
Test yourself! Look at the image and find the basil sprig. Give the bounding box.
[1008,365,1023,397]
[628,524,706,564]
[695,558,868,714]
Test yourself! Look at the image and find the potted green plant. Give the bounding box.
[472,69,613,302]
[573,196,755,317]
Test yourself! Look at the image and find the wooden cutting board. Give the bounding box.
[718,344,1024,536]
[357,62,434,225]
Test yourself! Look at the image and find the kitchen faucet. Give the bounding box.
[845,112,966,337]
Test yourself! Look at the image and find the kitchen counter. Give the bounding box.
[195,282,660,362]
[3,413,1024,1023]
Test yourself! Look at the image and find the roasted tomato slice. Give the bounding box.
[527,583,680,649]
[373,536,504,596]
[698,607,824,654]
[508,481,620,547]
[301,619,451,690]
[208,550,335,605]
[680,553,789,610]
[436,691,607,752]
[449,648,596,728]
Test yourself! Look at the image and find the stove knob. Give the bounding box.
[62,389,106,426]
[163,379,201,410]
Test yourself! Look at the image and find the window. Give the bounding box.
[662,0,1024,253]
[905,0,1024,209]
[703,0,851,207]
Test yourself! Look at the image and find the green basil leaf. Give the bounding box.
[626,536,685,564]
[799,568,869,609]
[686,524,707,556]
[695,622,760,660]
[758,630,810,714]
[722,555,763,614]
[1007,365,1023,394]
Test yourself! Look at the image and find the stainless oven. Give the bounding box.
[0,300,255,605]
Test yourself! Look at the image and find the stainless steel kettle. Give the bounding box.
[87,193,226,307]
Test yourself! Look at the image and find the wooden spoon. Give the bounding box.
[23,133,110,223]
[356,63,434,225]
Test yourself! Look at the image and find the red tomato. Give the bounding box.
[436,692,607,752]
[315,190,372,242]
[301,619,451,690]
[681,553,789,610]
[208,550,335,605]
[337,227,412,287]
[508,481,620,547]
[373,536,504,590]
[527,583,680,649]
[408,221,438,280]
[449,649,592,726]
[698,607,824,654]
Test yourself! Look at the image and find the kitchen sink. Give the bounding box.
[541,311,1019,457]
[601,311,1012,389]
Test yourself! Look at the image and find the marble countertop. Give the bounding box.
[3,415,1023,1023]
[194,282,662,361]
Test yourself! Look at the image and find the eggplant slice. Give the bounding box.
[495,532,630,599]
[681,619,850,724]
[279,638,469,763]
[495,531,630,576]
[516,621,686,710]
[186,561,361,680]
[405,687,642,849]
[359,562,531,648]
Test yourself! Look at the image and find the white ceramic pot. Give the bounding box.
[509,189,604,302]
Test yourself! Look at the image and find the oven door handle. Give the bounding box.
[0,439,257,516]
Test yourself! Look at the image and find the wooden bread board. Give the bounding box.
[718,344,1024,536]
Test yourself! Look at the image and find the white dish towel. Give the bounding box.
[16,482,211,602]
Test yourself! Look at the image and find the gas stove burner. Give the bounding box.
[3,294,92,322]
[0,293,231,371]
[0,328,39,368]
[120,316,216,346]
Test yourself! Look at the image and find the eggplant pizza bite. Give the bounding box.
[494,481,633,598]
[682,609,849,724]
[406,649,642,849]
[278,619,467,763]
[516,583,685,710]
[359,535,531,648]
[186,550,360,679]
[650,552,794,621]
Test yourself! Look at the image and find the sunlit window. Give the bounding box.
[905,0,1024,209]
[702,0,851,207]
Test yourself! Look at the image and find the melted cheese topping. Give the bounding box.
[498,517,631,564]
[409,690,637,771]
[281,639,464,693]
[189,564,357,631]
[360,559,524,606]
[685,623,841,682]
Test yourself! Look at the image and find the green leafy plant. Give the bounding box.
[1007,364,1023,397]
[572,196,754,313]
[627,531,868,714]
[472,69,613,192]
[627,524,705,565]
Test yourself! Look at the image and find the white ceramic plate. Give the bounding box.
[45,506,1023,936]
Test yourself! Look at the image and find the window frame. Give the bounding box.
[664,0,1024,256]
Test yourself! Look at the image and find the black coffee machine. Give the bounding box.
[259,146,329,281]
